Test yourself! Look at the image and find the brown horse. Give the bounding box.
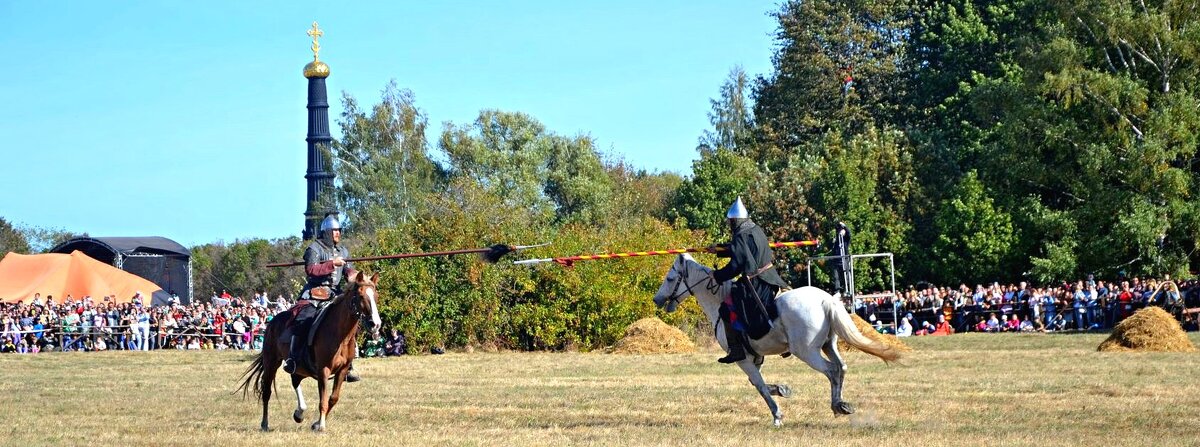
[238,271,382,431]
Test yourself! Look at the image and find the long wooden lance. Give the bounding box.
[513,240,819,267]
[266,243,550,268]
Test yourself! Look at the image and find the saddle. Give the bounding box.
[727,279,782,340]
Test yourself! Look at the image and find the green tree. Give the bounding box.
[440,109,614,225]
[930,171,1017,284]
[667,148,757,238]
[794,127,916,290]
[754,0,913,154]
[543,135,614,225]
[334,81,445,235]
[189,238,305,301]
[604,161,682,222]
[0,217,30,255]
[700,66,755,155]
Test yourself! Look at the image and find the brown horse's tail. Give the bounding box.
[827,297,902,364]
[236,351,266,399]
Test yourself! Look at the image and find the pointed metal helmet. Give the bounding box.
[726,197,749,219]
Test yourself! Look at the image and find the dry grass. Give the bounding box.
[2,332,1199,447]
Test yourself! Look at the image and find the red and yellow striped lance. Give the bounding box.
[513,240,819,267]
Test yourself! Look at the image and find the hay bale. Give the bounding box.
[610,317,697,354]
[1098,306,1197,353]
[838,314,913,353]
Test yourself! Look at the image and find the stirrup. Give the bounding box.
[717,336,746,364]
[282,358,297,374]
[717,351,746,364]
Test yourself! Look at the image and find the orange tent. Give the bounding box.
[0,251,167,305]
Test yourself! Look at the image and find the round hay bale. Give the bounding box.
[610,317,697,354]
[1098,306,1197,352]
[838,313,913,353]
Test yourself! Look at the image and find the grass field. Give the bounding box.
[2,332,1198,447]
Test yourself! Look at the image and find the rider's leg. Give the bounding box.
[283,334,302,374]
[717,306,746,364]
[345,341,362,382]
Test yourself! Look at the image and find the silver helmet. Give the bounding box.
[319,214,342,244]
[726,196,749,233]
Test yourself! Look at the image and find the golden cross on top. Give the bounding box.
[307,21,324,61]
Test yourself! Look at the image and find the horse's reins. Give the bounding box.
[318,283,374,334]
[664,259,720,306]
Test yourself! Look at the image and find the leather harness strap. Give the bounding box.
[746,262,774,280]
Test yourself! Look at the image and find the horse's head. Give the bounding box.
[653,254,704,313]
[350,271,382,340]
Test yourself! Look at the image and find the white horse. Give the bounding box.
[652,253,900,426]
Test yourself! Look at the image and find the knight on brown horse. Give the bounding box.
[282,214,362,382]
[238,270,382,432]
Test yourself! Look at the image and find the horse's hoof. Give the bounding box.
[833,401,855,415]
[773,384,793,398]
[260,424,270,432]
[293,409,304,423]
[772,417,783,427]
[311,422,325,432]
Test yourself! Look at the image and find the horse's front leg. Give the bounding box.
[737,356,783,427]
[327,372,345,416]
[311,368,329,432]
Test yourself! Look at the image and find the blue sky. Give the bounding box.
[1,1,780,247]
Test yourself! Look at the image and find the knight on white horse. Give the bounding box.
[711,196,790,363]
[652,199,900,426]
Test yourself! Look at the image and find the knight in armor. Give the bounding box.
[829,221,852,299]
[711,197,790,364]
[282,214,362,382]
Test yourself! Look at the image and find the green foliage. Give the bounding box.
[667,148,756,238]
[355,179,703,352]
[440,110,614,225]
[700,66,755,154]
[604,162,682,222]
[189,238,305,301]
[0,217,30,255]
[754,0,913,149]
[334,81,445,234]
[930,171,1017,283]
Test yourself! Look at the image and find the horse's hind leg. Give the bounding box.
[757,356,792,398]
[737,357,783,427]
[821,339,854,416]
[291,374,307,423]
[259,359,277,431]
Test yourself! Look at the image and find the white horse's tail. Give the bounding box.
[826,298,901,363]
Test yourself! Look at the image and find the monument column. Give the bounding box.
[302,21,336,240]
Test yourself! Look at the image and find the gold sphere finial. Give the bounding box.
[304,21,330,78]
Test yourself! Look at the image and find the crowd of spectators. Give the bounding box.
[0,290,288,354]
[856,275,1200,336]
[5,274,1198,354]
[2,289,414,356]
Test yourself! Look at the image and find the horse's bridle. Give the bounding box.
[663,259,719,306]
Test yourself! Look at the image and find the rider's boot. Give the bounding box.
[717,320,746,364]
[282,335,301,374]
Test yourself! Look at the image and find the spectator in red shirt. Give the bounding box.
[1118,281,1134,321]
